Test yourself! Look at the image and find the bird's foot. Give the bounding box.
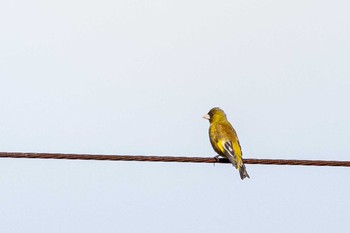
[214,155,221,162]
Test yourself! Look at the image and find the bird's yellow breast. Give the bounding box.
[209,120,242,157]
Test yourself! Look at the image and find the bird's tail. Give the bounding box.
[239,163,250,180]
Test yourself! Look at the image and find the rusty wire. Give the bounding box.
[0,152,349,167]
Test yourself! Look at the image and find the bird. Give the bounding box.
[203,107,250,179]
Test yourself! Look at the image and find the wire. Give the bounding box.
[0,152,349,167]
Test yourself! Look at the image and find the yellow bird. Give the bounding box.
[203,107,250,179]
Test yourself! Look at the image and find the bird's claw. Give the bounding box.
[214,155,221,162]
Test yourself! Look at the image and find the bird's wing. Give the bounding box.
[222,141,238,168]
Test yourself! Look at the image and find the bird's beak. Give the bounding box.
[202,114,210,120]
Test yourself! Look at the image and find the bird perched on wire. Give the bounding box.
[203,107,250,180]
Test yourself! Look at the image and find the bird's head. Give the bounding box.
[202,107,227,123]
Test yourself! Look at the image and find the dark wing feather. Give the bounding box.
[223,141,237,168]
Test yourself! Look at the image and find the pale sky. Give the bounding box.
[1,0,350,232]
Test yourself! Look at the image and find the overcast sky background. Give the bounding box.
[1,0,350,232]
